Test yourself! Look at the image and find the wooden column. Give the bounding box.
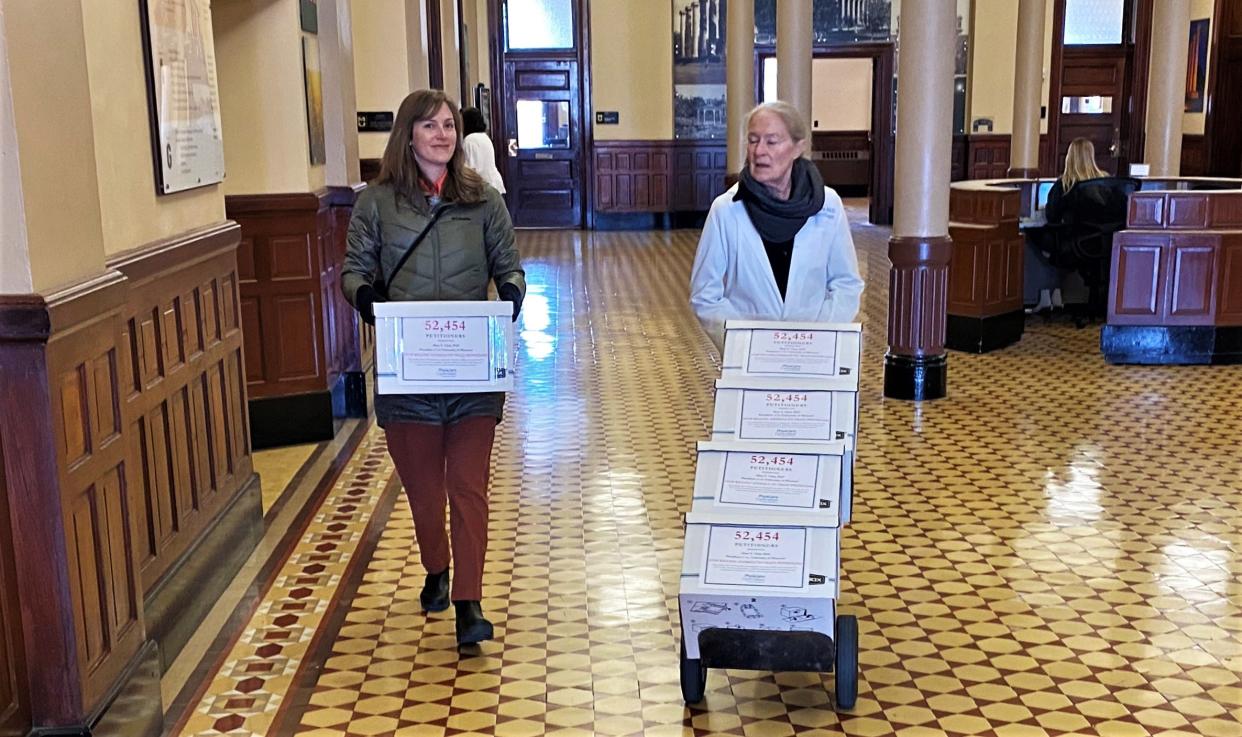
[1144,0,1191,175]
[776,0,813,131]
[885,0,956,400]
[1009,0,1046,177]
[726,0,754,175]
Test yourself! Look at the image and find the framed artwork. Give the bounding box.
[673,0,726,140]
[139,0,226,194]
[303,35,327,166]
[1186,18,1210,113]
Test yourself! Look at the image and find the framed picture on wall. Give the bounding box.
[138,0,227,194]
[1186,18,1210,113]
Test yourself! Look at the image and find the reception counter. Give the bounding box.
[1103,187,1242,364]
[947,179,1028,352]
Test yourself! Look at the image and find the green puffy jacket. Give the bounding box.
[342,182,525,426]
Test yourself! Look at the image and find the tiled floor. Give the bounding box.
[168,205,1242,737]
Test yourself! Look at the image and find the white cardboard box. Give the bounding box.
[679,510,840,659]
[722,320,861,387]
[690,440,853,526]
[711,376,858,447]
[374,300,514,394]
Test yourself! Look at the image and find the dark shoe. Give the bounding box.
[454,600,494,646]
[420,570,450,612]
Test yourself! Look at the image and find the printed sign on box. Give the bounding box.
[691,440,849,524]
[679,511,841,659]
[711,377,858,447]
[374,301,514,394]
[721,320,861,384]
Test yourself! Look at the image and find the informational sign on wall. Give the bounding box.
[141,0,227,194]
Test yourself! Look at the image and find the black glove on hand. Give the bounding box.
[356,284,383,326]
[498,283,523,322]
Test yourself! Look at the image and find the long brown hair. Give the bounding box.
[376,89,486,205]
[1060,138,1107,191]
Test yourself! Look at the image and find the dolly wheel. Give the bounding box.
[680,639,707,704]
[835,614,859,710]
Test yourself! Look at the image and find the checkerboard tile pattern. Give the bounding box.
[176,206,1242,737]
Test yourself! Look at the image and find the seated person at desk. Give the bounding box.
[1025,138,1108,313]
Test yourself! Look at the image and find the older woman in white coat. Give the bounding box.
[690,101,864,350]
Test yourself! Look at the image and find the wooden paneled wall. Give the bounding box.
[0,439,28,737]
[227,189,363,403]
[108,224,253,594]
[960,134,1055,180]
[0,275,146,725]
[593,141,727,214]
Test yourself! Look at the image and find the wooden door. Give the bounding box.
[0,442,29,737]
[1058,49,1128,174]
[503,58,584,227]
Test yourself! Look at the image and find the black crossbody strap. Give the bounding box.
[375,206,449,299]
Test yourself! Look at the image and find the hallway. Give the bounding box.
[167,206,1242,737]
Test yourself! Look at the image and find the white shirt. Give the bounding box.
[461,132,506,194]
[689,184,864,350]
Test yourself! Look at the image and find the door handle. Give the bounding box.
[507,139,518,157]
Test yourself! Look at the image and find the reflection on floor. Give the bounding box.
[167,206,1242,737]
[253,443,319,514]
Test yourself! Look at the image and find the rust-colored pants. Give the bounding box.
[384,417,496,601]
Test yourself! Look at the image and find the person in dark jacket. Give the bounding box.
[342,89,524,647]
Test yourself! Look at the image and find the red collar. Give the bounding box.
[420,171,448,196]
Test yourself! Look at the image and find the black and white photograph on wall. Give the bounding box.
[673,0,727,139]
[755,0,892,45]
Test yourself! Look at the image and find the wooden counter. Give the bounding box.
[946,179,1028,352]
[1104,187,1242,363]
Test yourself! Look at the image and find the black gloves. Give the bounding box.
[355,284,383,326]
[498,283,523,322]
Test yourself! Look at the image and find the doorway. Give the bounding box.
[487,0,591,228]
[756,43,895,225]
[1047,0,1151,175]
[1207,0,1242,176]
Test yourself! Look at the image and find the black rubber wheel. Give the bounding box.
[834,614,859,710]
[680,639,707,704]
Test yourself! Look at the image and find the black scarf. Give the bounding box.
[734,158,826,242]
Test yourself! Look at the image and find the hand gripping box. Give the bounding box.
[711,376,859,448]
[690,440,854,526]
[374,300,514,394]
[721,320,861,388]
[679,510,841,659]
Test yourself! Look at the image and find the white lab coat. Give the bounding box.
[689,184,864,350]
[461,132,506,193]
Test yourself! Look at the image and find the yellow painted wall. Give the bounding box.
[967,0,1053,135]
[590,0,673,140]
[353,0,410,159]
[810,58,873,131]
[5,0,106,291]
[81,0,225,256]
[215,0,318,194]
[1185,0,1216,135]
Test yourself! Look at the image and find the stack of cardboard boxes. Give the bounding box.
[678,320,862,707]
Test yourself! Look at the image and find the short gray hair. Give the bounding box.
[744,101,809,145]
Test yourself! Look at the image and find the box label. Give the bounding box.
[401,316,490,381]
[738,391,834,441]
[702,525,806,588]
[719,452,820,509]
[746,330,837,376]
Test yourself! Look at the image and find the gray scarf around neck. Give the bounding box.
[734,158,826,242]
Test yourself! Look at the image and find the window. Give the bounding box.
[1063,0,1125,45]
[506,0,574,49]
[516,99,571,149]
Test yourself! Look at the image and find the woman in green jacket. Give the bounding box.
[342,89,525,648]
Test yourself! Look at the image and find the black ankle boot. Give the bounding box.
[454,600,494,645]
[420,570,450,612]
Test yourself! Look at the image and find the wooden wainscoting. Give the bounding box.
[0,274,152,727]
[0,438,29,737]
[227,187,366,447]
[108,224,255,595]
[593,140,727,218]
[810,131,871,192]
[1182,135,1208,176]
[962,134,1054,180]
